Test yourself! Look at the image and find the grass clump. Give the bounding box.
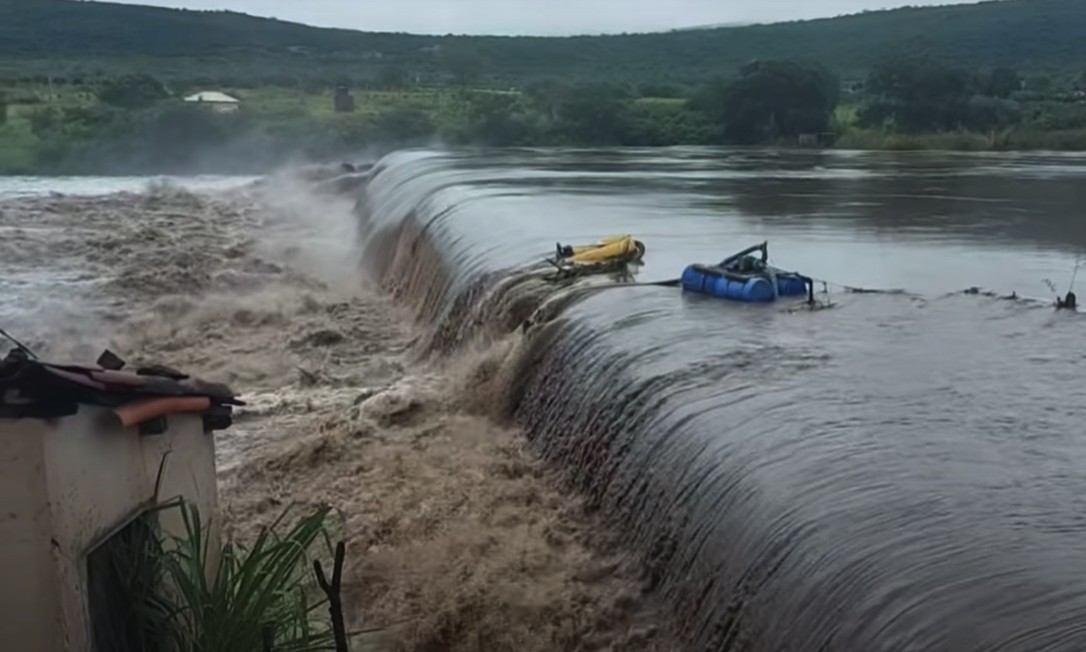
[94,499,343,652]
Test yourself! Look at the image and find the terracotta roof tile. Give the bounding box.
[0,348,243,431]
[44,366,108,391]
[89,370,149,386]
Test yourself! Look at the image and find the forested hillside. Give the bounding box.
[0,0,1084,84]
[3,0,1086,175]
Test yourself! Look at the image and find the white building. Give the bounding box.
[183,90,242,113]
[0,348,239,652]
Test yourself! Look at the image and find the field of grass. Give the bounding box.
[0,82,548,173]
[0,85,446,173]
[3,78,1086,176]
[233,86,521,118]
[835,126,1086,151]
[0,80,512,114]
[835,128,996,151]
[242,87,439,118]
[635,97,686,107]
[0,108,37,173]
[0,85,98,171]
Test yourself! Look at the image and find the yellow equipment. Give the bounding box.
[555,235,646,266]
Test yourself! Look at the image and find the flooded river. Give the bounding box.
[0,174,259,325]
[358,147,1086,652]
[5,147,1086,651]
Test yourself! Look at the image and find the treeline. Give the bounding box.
[842,59,1086,149]
[10,55,1086,175]
[3,0,1086,85]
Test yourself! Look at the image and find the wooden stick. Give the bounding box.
[315,541,350,652]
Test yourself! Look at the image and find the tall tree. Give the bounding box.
[716,60,839,144]
[375,65,408,90]
[524,79,566,122]
[440,43,490,87]
[466,93,534,145]
[555,83,631,145]
[97,73,169,109]
[986,67,1023,98]
[860,58,974,132]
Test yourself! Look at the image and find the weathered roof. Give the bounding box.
[0,348,243,432]
[183,91,240,104]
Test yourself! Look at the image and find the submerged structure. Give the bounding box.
[0,347,241,652]
[681,241,814,303]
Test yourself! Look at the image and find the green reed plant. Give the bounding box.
[103,496,342,652]
[153,501,339,652]
[88,508,175,652]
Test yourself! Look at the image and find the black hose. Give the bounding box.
[797,275,815,304]
[718,241,769,268]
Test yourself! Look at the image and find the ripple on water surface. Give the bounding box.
[360,148,1086,651]
[11,150,1086,651]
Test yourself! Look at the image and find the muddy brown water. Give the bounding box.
[356,147,1086,652]
[0,170,673,652]
[6,148,1086,651]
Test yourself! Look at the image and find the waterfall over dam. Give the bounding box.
[352,147,1086,652]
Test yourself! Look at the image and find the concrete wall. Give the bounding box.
[0,417,60,652]
[0,405,219,652]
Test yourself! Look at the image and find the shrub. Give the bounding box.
[99,499,341,652]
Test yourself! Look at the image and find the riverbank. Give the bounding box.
[5,83,1086,175]
[0,171,672,651]
[835,127,1086,151]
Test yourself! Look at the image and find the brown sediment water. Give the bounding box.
[0,168,673,652]
[11,146,1086,652]
[349,148,1086,652]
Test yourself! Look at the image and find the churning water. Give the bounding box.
[0,175,258,325]
[356,147,1086,652]
[0,174,258,200]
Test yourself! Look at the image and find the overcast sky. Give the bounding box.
[107,0,988,35]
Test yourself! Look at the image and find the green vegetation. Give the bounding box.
[3,0,1086,85]
[92,499,344,652]
[1,0,1086,173]
[688,61,840,145]
[4,53,1085,175]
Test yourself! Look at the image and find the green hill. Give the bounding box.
[0,0,1084,84]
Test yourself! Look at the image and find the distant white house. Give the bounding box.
[183,91,241,113]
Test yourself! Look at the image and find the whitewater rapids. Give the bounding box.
[0,169,671,652]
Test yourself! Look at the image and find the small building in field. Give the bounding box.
[333,85,356,113]
[183,90,241,113]
[0,347,240,652]
[842,79,866,95]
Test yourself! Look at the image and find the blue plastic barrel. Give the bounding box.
[681,265,777,302]
[775,274,809,297]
